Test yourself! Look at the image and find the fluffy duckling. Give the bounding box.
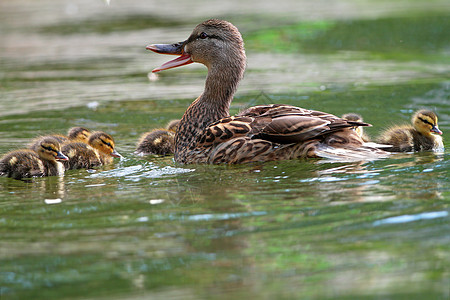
[87,131,121,164]
[67,127,91,142]
[377,109,443,152]
[342,113,370,142]
[166,119,180,132]
[61,142,102,170]
[1,137,68,179]
[135,129,175,156]
[134,119,180,156]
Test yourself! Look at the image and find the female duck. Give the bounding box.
[135,119,180,156]
[377,109,443,152]
[1,137,68,179]
[147,19,387,164]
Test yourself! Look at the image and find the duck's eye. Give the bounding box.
[199,32,208,39]
[42,145,55,152]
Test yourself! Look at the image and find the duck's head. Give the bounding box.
[147,19,246,72]
[67,127,91,142]
[35,137,69,162]
[88,132,121,158]
[412,110,442,136]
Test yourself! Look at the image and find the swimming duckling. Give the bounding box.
[342,113,370,142]
[67,127,91,142]
[377,109,443,152]
[135,129,175,156]
[134,119,179,156]
[166,119,180,132]
[87,131,121,164]
[61,142,102,170]
[1,137,68,179]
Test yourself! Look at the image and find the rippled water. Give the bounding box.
[1,1,449,299]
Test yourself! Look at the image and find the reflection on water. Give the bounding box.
[0,0,449,299]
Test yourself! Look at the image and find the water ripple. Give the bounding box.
[89,164,194,181]
[373,211,448,226]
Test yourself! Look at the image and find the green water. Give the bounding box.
[1,1,449,299]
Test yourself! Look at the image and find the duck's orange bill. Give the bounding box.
[146,43,193,73]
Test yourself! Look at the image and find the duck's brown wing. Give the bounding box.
[199,104,370,146]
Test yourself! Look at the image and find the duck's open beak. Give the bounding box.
[146,41,193,73]
[431,125,443,135]
[56,151,69,161]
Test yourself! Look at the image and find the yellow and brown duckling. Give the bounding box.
[342,113,370,142]
[135,119,180,156]
[1,137,68,179]
[146,19,388,163]
[60,130,119,170]
[61,142,102,170]
[87,131,121,164]
[377,109,444,152]
[67,126,91,143]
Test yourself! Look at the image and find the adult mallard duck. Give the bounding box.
[1,137,68,179]
[377,109,443,152]
[146,19,388,164]
[135,119,180,156]
[341,113,370,142]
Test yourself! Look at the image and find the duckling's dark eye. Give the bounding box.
[199,32,208,39]
[101,139,112,148]
[42,145,55,152]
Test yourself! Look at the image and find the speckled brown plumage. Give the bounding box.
[147,19,389,164]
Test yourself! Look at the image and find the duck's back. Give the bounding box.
[0,150,45,179]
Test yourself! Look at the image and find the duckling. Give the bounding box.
[342,113,370,142]
[135,129,175,156]
[377,109,444,152]
[67,127,91,142]
[87,131,121,164]
[134,119,180,156]
[1,137,68,179]
[30,137,69,176]
[166,119,180,132]
[61,142,102,170]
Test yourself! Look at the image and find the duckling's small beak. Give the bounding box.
[431,125,443,135]
[56,151,69,161]
[111,149,122,158]
[146,42,193,73]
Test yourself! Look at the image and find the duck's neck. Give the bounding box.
[175,57,245,156]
